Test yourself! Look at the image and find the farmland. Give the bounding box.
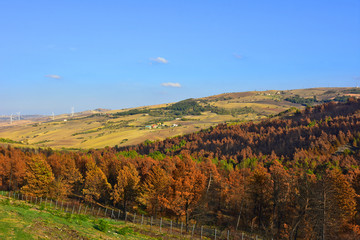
[0,87,357,149]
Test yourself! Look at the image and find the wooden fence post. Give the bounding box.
[160,218,162,233]
[215,228,217,240]
[191,224,195,238]
[181,222,183,236]
[170,220,173,234]
[201,226,203,239]
[236,213,241,231]
[141,214,144,225]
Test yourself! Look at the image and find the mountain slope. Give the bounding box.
[0,87,358,149]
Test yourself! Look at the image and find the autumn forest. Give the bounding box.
[1,99,360,239]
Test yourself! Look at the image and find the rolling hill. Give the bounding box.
[0,87,358,150]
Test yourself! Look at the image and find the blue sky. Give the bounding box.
[1,0,359,115]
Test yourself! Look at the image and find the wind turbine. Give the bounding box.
[71,107,74,117]
[52,112,55,121]
[10,114,13,124]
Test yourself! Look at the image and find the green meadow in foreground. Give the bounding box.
[0,196,169,240]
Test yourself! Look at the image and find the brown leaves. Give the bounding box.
[140,166,171,215]
[112,163,140,211]
[167,156,206,222]
[82,161,111,203]
[21,155,55,198]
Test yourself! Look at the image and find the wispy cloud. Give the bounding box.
[150,57,168,64]
[45,74,61,79]
[233,53,242,59]
[161,82,181,88]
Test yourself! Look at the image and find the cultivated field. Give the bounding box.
[0,87,356,149]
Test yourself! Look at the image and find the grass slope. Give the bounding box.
[0,196,170,240]
[0,87,357,149]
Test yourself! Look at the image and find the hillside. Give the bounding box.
[126,96,360,163]
[0,87,358,149]
[1,98,360,239]
[0,194,164,240]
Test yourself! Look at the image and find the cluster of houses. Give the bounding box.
[145,123,178,129]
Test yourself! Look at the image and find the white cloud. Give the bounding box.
[161,82,181,88]
[45,75,61,79]
[150,57,168,64]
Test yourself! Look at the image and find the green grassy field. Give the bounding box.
[0,195,175,240]
[0,87,356,149]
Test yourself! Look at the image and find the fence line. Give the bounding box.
[0,191,263,240]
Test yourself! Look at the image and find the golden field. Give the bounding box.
[0,87,356,149]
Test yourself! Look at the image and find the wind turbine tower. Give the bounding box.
[355,76,360,88]
[71,107,74,117]
[52,112,55,121]
[17,112,20,121]
[10,114,13,124]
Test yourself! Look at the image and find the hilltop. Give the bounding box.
[0,87,358,149]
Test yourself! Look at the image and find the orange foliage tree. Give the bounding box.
[0,147,26,191]
[112,163,140,212]
[82,161,111,204]
[140,165,171,217]
[21,155,55,198]
[168,156,206,230]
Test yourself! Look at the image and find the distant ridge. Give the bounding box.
[0,87,358,149]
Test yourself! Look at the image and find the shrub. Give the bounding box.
[94,219,109,232]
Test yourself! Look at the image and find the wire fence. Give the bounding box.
[0,191,265,240]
